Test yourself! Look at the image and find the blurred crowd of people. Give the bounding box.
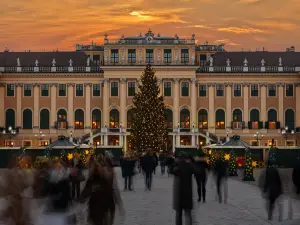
[0,150,299,225]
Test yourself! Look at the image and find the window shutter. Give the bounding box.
[276,121,280,129]
[265,121,269,129]
[259,121,263,129]
[248,121,252,129]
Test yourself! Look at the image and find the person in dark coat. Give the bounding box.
[171,152,195,225]
[141,149,156,191]
[213,155,228,203]
[292,158,300,195]
[165,153,175,177]
[153,152,159,175]
[70,153,84,200]
[159,153,166,175]
[122,154,136,191]
[194,155,208,202]
[263,160,283,220]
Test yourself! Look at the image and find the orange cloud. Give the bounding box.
[215,39,240,46]
[218,27,265,34]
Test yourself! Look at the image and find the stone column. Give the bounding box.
[278,83,284,128]
[225,83,232,129]
[208,84,215,132]
[104,134,108,146]
[119,134,123,147]
[33,83,40,131]
[157,78,163,96]
[192,135,195,146]
[101,135,104,145]
[191,78,197,128]
[0,83,5,127]
[103,79,109,126]
[85,83,92,131]
[260,84,267,123]
[50,84,57,133]
[120,78,127,127]
[124,135,127,152]
[172,135,176,152]
[296,84,300,127]
[173,78,180,129]
[16,83,23,128]
[67,83,74,129]
[243,83,249,127]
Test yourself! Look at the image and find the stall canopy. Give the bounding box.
[222,135,250,149]
[47,135,78,149]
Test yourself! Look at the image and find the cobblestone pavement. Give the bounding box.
[105,168,300,225]
[13,168,300,225]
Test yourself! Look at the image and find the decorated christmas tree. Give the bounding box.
[129,64,168,153]
[243,149,255,181]
[219,149,225,161]
[229,149,238,176]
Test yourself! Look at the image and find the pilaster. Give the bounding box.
[296,84,300,127]
[277,83,284,128]
[33,83,40,130]
[67,83,74,129]
[0,83,5,127]
[243,83,249,127]
[191,78,197,128]
[157,78,163,96]
[50,83,57,133]
[260,84,267,122]
[225,83,232,129]
[208,83,215,132]
[16,83,23,127]
[120,78,127,127]
[173,78,180,128]
[103,79,109,126]
[85,83,92,131]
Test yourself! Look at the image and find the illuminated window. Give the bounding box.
[127,109,135,129]
[74,109,84,129]
[216,109,225,129]
[198,109,208,129]
[251,141,259,146]
[164,109,173,129]
[57,109,67,129]
[267,109,277,129]
[40,140,49,147]
[180,109,190,128]
[286,140,295,147]
[5,140,14,147]
[110,109,119,128]
[92,109,101,129]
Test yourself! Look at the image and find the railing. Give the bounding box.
[2,66,103,73]
[104,61,196,66]
[105,39,195,45]
[197,66,298,73]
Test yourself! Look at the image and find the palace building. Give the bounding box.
[0,29,300,151]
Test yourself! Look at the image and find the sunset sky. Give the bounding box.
[1,0,300,52]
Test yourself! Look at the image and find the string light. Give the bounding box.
[243,149,255,181]
[228,149,238,176]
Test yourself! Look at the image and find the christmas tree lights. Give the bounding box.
[228,149,238,176]
[243,149,255,181]
[209,148,217,168]
[129,64,168,153]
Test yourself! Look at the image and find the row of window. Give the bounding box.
[5,82,137,97]
[5,83,295,98]
[4,107,295,131]
[110,49,189,64]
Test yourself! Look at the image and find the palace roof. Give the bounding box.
[212,51,300,67]
[0,51,95,67]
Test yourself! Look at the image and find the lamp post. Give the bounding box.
[2,126,16,147]
[254,131,263,146]
[35,130,45,147]
[281,126,295,147]
[70,130,73,143]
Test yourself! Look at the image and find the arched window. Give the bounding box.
[216,109,225,129]
[198,109,208,129]
[285,109,295,130]
[180,109,190,128]
[232,109,243,129]
[268,109,277,129]
[40,109,50,129]
[57,109,67,129]
[92,109,101,129]
[5,109,15,129]
[233,109,242,122]
[23,109,32,129]
[127,109,135,128]
[74,109,84,129]
[250,109,260,129]
[164,109,173,128]
[110,109,119,128]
